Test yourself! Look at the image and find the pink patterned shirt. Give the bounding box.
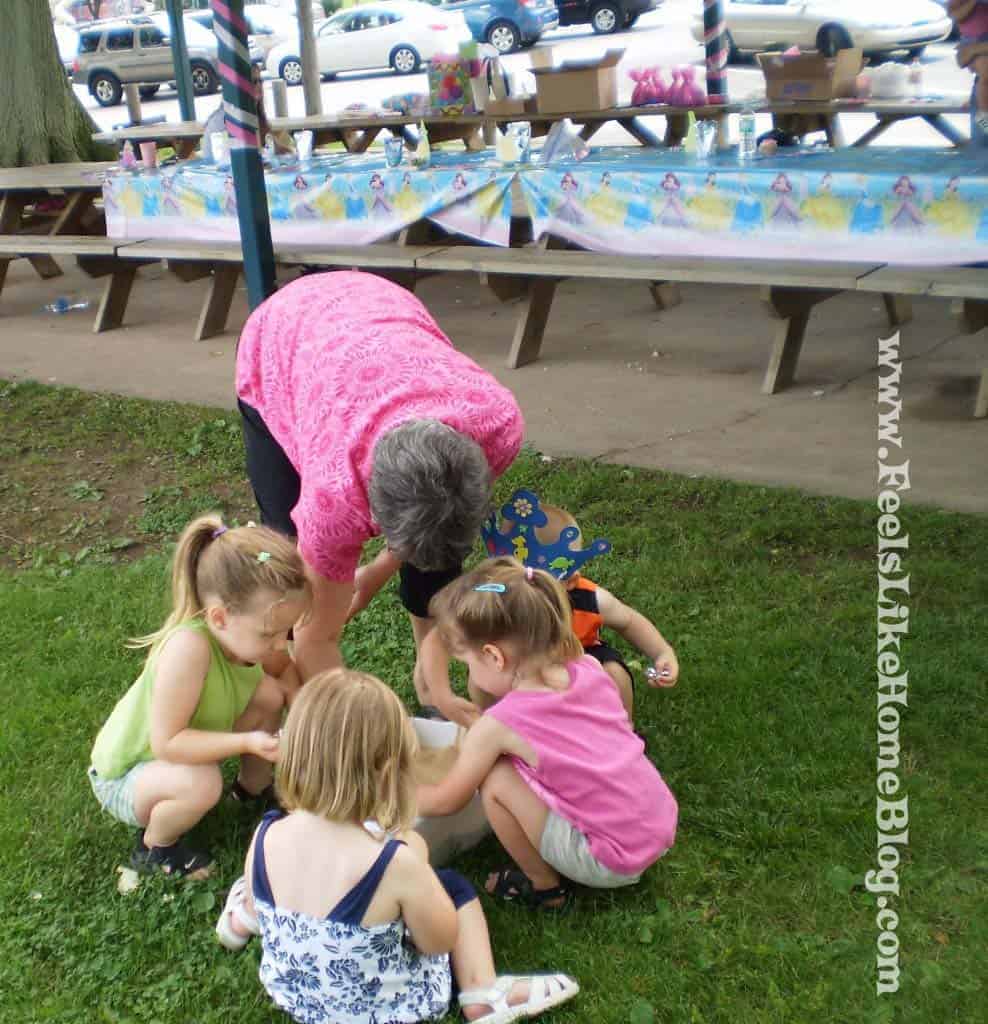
[236,272,524,582]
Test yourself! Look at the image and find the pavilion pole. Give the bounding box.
[164,0,196,123]
[703,0,728,103]
[211,0,276,309]
[296,0,323,116]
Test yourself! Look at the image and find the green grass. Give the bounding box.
[0,380,985,1024]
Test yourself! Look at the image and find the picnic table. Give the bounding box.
[0,163,110,286]
[758,97,971,148]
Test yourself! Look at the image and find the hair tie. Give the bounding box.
[525,566,534,582]
[257,551,271,564]
[211,525,228,539]
[474,582,506,593]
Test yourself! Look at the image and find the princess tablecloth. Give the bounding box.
[517,147,988,266]
[103,150,515,247]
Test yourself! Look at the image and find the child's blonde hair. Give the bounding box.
[277,669,418,834]
[430,556,583,670]
[130,514,309,652]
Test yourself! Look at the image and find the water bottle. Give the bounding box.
[738,105,757,162]
[908,58,923,100]
[43,297,90,314]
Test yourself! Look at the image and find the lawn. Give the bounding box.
[0,379,984,1024]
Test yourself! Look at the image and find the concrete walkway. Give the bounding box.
[0,256,984,514]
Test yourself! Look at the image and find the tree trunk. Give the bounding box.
[0,0,116,167]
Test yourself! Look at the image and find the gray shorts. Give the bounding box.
[88,763,149,828]
[539,810,641,889]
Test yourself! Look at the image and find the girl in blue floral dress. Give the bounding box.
[223,669,579,1024]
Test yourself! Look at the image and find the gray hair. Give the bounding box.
[369,419,492,571]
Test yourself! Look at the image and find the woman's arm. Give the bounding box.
[596,586,679,687]
[347,547,403,622]
[292,569,353,682]
[419,628,481,728]
[149,631,279,763]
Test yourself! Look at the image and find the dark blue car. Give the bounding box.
[429,0,559,54]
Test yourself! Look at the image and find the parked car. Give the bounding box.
[72,17,220,106]
[187,5,300,65]
[689,0,953,62]
[267,1,471,82]
[555,0,658,36]
[53,22,80,76]
[429,0,559,54]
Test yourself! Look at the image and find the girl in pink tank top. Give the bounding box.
[417,558,678,911]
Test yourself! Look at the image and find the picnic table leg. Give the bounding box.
[506,236,566,369]
[619,116,664,148]
[195,264,241,342]
[824,113,846,149]
[0,192,61,279]
[650,282,682,310]
[761,286,841,394]
[925,114,968,148]
[852,117,896,148]
[882,293,913,327]
[93,266,138,333]
[956,299,988,418]
[51,191,96,236]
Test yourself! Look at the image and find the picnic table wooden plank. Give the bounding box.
[0,163,111,191]
[276,243,449,269]
[856,266,988,299]
[116,239,244,262]
[416,246,883,290]
[0,235,120,256]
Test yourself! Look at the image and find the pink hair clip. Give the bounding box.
[525,566,534,582]
[211,525,228,539]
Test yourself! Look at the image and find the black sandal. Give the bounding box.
[487,866,573,912]
[228,780,280,812]
[131,832,213,878]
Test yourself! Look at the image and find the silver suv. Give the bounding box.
[72,17,220,107]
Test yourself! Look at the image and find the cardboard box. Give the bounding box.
[530,47,624,115]
[484,95,538,117]
[756,48,863,102]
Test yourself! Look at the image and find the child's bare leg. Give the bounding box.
[451,899,534,1021]
[480,759,560,895]
[134,762,223,850]
[602,661,634,720]
[233,675,284,793]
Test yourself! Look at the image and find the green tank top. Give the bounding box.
[91,619,264,779]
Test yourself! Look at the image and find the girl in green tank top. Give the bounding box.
[89,515,310,879]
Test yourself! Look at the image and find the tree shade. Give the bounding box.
[0,0,115,167]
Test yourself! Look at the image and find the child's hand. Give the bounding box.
[243,730,281,762]
[436,692,482,729]
[648,649,679,688]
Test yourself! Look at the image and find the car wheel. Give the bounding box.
[90,72,122,108]
[816,24,852,58]
[279,56,303,86]
[138,84,160,100]
[590,3,620,34]
[487,20,520,54]
[390,45,420,75]
[190,62,218,96]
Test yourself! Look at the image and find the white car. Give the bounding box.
[690,0,953,62]
[244,6,307,62]
[148,13,218,57]
[267,1,471,82]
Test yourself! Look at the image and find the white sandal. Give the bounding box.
[458,973,579,1024]
[215,875,260,951]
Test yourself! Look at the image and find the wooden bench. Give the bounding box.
[0,235,141,332]
[411,242,988,417]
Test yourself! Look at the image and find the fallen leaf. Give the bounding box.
[116,866,141,895]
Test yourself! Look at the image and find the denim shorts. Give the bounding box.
[539,810,641,889]
[88,763,149,828]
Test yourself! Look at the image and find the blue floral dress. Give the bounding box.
[252,813,452,1024]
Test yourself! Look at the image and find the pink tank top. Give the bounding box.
[486,656,678,875]
[235,272,524,581]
